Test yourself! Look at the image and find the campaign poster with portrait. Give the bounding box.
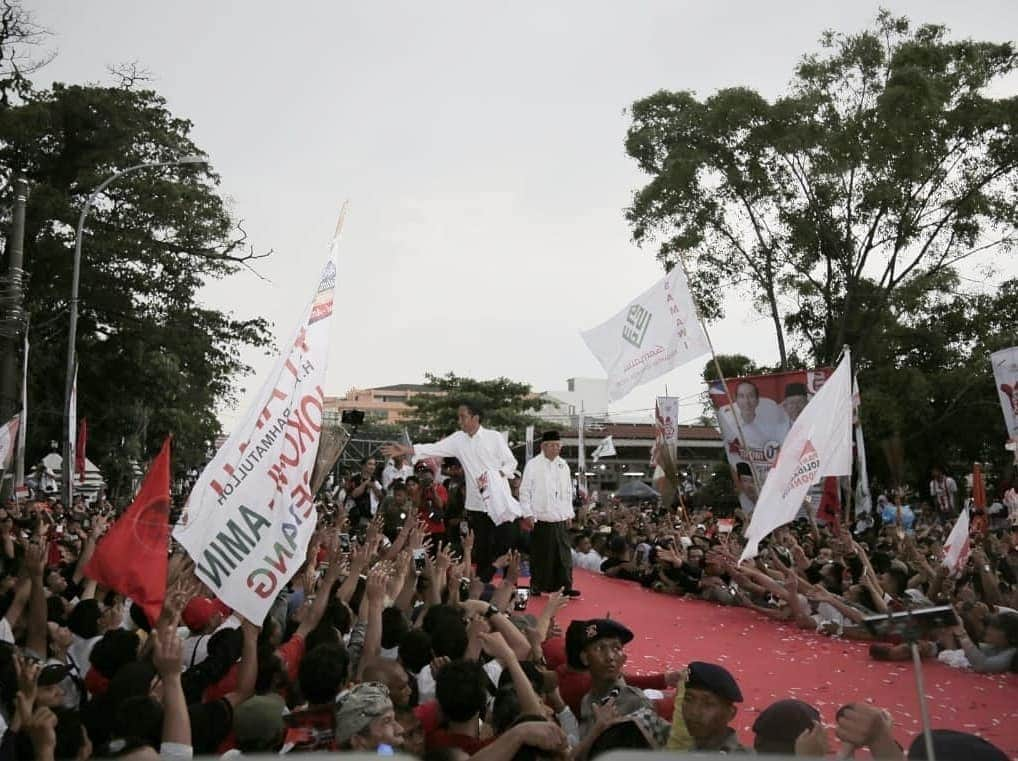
[708,368,833,516]
[991,347,1018,445]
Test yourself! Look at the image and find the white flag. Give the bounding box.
[0,416,19,470]
[68,364,77,485]
[991,347,1018,444]
[14,333,28,488]
[656,396,679,445]
[525,425,534,463]
[582,268,709,402]
[174,235,340,623]
[852,375,873,515]
[942,508,970,574]
[740,350,854,562]
[591,436,616,461]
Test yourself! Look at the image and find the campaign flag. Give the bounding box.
[656,397,679,445]
[709,366,833,516]
[525,425,534,463]
[582,268,709,402]
[591,436,616,462]
[991,347,1018,444]
[84,437,172,625]
[174,233,340,622]
[76,418,88,483]
[0,416,19,470]
[740,351,853,562]
[942,507,971,574]
[14,333,28,488]
[68,364,77,483]
[852,375,873,515]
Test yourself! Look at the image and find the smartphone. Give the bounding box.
[598,687,621,705]
[413,548,426,575]
[459,576,470,601]
[460,521,469,537]
[338,533,351,552]
[513,588,530,611]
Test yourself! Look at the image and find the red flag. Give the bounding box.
[84,437,172,625]
[816,476,842,532]
[76,418,88,483]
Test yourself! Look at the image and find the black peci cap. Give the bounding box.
[686,661,743,703]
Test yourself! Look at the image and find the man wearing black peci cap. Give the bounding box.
[679,661,746,753]
[519,430,579,598]
[781,382,809,424]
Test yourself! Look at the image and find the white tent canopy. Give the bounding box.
[39,453,106,502]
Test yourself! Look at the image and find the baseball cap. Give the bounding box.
[234,694,286,751]
[182,597,218,632]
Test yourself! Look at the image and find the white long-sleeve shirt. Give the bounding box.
[519,454,573,522]
[412,426,518,512]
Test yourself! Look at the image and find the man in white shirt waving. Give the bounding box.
[381,402,520,582]
[519,430,580,598]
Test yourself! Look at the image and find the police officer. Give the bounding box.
[680,661,747,752]
[571,619,682,739]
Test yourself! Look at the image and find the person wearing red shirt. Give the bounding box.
[409,462,448,546]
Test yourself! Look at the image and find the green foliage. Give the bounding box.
[626,11,1018,368]
[403,373,544,447]
[0,80,271,497]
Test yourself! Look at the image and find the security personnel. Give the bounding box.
[680,661,747,753]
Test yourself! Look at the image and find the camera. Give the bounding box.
[413,548,426,575]
[513,588,530,611]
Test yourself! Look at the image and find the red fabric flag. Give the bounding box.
[816,476,842,532]
[84,437,172,625]
[76,418,88,483]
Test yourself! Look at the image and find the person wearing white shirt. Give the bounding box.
[519,430,579,597]
[382,456,414,491]
[382,402,520,583]
[930,466,958,517]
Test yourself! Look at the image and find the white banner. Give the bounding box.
[740,350,854,562]
[68,364,77,481]
[591,436,616,461]
[525,425,534,463]
[14,332,28,488]
[852,375,872,515]
[991,347,1018,444]
[174,238,340,622]
[943,508,970,574]
[582,268,709,402]
[656,396,679,445]
[0,416,19,470]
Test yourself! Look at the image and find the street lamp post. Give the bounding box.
[62,156,206,504]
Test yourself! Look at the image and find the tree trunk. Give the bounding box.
[766,285,788,368]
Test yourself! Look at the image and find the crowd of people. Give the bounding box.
[0,403,1014,760]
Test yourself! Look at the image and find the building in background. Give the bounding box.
[324,383,439,425]
[538,377,610,426]
[558,422,722,494]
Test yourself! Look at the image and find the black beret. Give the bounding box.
[686,661,743,703]
[541,430,560,443]
[908,731,1007,761]
[565,619,633,670]
[752,699,819,754]
[783,382,808,400]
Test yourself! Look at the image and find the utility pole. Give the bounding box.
[1,177,29,420]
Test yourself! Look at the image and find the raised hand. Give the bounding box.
[366,564,387,605]
[151,626,184,678]
[478,631,516,664]
[794,722,829,757]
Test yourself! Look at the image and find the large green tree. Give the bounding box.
[0,73,271,495]
[403,373,544,450]
[626,11,1018,369]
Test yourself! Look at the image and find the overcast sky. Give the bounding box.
[30,1,1018,430]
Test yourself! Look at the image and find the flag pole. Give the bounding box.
[674,258,764,498]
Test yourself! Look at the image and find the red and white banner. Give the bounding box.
[174,234,340,622]
[991,347,1018,445]
[942,508,971,574]
[740,351,853,562]
[708,366,833,516]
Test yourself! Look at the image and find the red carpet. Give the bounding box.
[528,570,1018,755]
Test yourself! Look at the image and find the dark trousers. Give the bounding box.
[530,520,573,593]
[468,511,518,583]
